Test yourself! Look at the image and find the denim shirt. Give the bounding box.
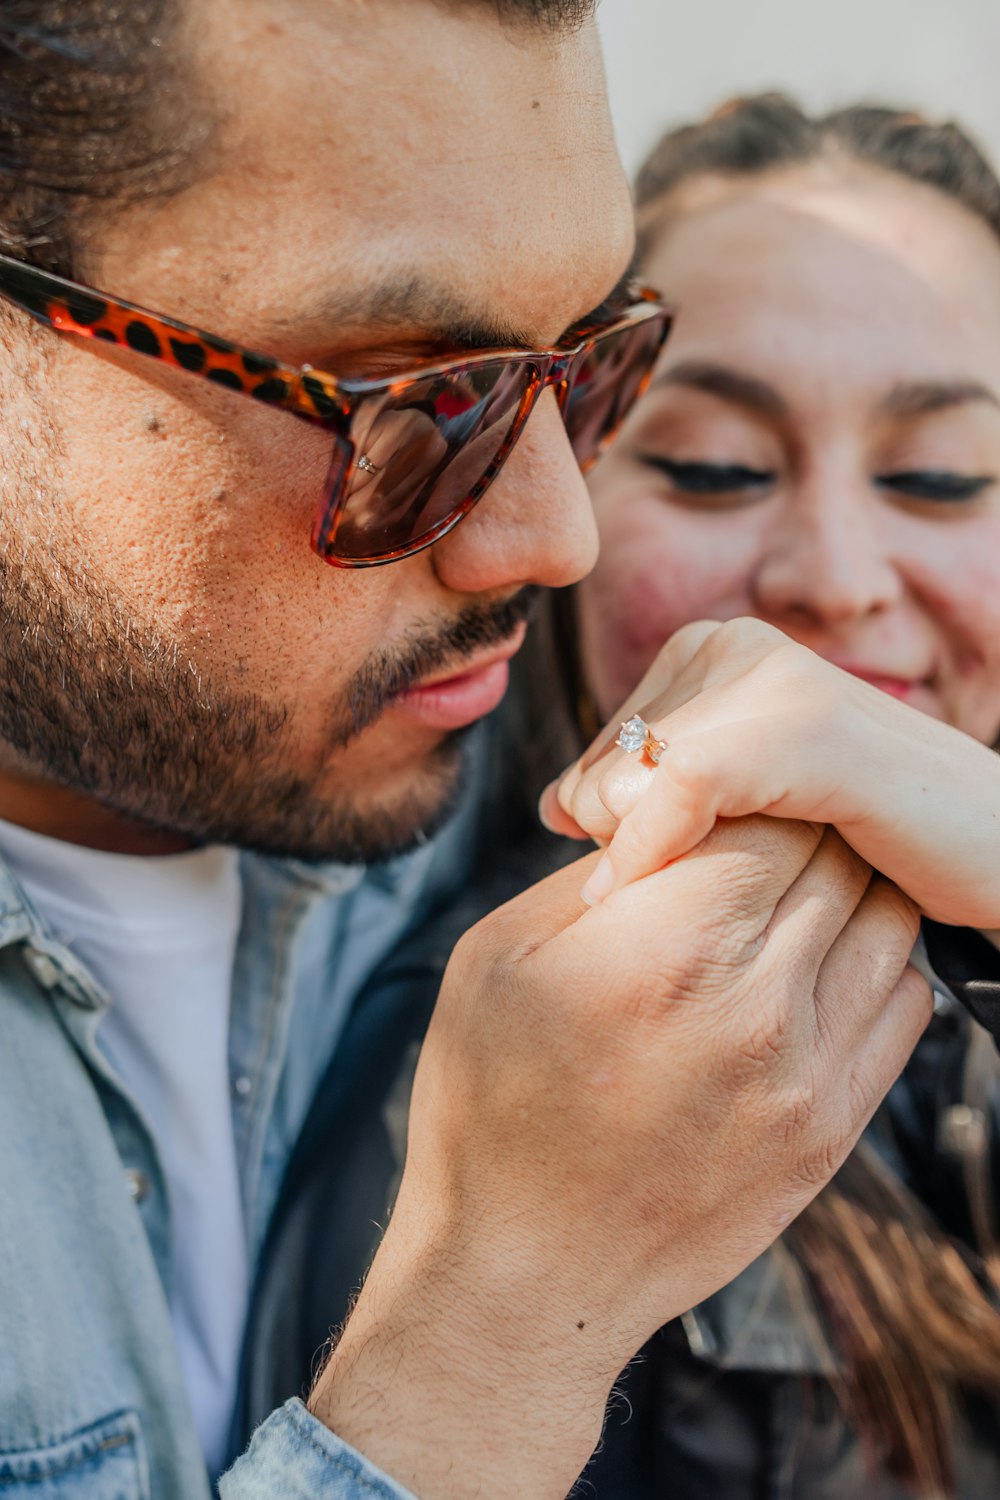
[0,804,478,1499]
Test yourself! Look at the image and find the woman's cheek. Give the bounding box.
[905,525,1000,741]
[940,561,1000,742]
[582,494,748,715]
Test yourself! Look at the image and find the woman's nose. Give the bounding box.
[429,390,600,595]
[751,479,902,628]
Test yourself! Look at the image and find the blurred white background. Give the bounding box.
[598,0,1000,179]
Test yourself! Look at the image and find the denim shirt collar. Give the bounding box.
[0,840,426,1012]
[0,854,111,1011]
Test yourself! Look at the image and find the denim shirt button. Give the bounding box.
[124,1168,150,1203]
[232,1074,253,1099]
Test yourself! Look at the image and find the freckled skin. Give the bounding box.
[0,0,634,856]
[581,163,1000,746]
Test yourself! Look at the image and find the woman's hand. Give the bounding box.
[544,617,1000,928]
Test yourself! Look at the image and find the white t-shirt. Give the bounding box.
[0,819,246,1476]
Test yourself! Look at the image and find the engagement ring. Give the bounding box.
[616,714,668,766]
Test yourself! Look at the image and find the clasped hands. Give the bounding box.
[545,616,1000,931]
[310,619,969,1500]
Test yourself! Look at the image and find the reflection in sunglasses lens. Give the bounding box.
[323,361,536,561]
[565,320,665,466]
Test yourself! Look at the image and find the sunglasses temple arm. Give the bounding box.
[0,253,352,427]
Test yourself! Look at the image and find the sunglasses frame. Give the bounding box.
[0,251,672,566]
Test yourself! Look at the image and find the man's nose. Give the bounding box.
[752,478,903,627]
[430,390,600,594]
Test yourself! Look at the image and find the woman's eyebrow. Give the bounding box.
[651,360,787,419]
[882,381,1000,419]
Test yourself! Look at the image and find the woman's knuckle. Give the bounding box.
[597,763,637,822]
[759,639,825,701]
[662,737,711,795]
[672,619,717,654]
[563,774,611,834]
[719,616,784,654]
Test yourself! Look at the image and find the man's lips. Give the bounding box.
[390,623,528,730]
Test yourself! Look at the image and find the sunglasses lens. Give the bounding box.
[564,315,668,468]
[316,360,537,563]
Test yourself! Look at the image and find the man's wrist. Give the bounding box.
[308,1216,619,1500]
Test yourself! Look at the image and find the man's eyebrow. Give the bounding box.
[882,380,1000,419]
[566,256,642,333]
[651,360,788,419]
[288,255,640,355]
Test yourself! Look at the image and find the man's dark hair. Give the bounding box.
[0,0,195,275]
[0,0,595,278]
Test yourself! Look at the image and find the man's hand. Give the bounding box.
[544,617,1000,928]
[310,816,930,1499]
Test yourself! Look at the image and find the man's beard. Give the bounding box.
[0,539,538,864]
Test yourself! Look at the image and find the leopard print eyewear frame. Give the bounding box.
[0,252,672,566]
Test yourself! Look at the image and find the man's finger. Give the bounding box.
[563,816,827,990]
[813,875,925,1062]
[461,847,607,961]
[843,963,933,1125]
[759,827,874,997]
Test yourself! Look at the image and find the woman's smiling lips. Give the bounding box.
[831,661,935,705]
[391,623,528,730]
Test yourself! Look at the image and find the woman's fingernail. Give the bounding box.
[582,855,615,907]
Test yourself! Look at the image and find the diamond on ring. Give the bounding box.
[617,715,649,753]
[616,715,668,766]
[357,454,380,475]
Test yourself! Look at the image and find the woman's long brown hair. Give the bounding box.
[631,95,1000,1496]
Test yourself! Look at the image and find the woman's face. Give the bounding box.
[580,163,1000,743]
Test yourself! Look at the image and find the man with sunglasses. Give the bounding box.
[0,3,938,1498]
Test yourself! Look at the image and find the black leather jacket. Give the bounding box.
[230,835,1000,1498]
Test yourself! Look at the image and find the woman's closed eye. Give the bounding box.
[638,455,776,497]
[875,469,997,503]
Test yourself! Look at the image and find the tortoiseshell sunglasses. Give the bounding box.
[0,252,672,567]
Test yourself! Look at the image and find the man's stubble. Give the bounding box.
[0,369,533,862]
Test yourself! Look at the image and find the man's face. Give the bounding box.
[0,0,633,860]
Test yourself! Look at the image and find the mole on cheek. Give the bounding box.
[143,411,164,436]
